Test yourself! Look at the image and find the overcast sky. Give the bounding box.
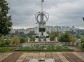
[7,0,84,29]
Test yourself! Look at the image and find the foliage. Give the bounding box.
[49,32,59,41]
[16,46,72,52]
[11,36,20,45]
[0,36,27,46]
[20,37,26,43]
[0,0,12,37]
[0,38,11,46]
[58,32,76,42]
[0,38,5,46]
[0,47,16,52]
[80,37,84,48]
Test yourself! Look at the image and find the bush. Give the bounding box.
[0,38,5,46]
[58,32,76,42]
[81,37,84,48]
[11,36,20,45]
[0,38,11,46]
[49,32,58,41]
[20,37,26,43]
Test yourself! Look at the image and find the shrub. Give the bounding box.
[20,37,26,43]
[58,32,76,42]
[11,36,20,45]
[81,37,84,48]
[0,38,11,46]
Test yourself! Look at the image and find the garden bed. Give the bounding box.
[16,46,73,52]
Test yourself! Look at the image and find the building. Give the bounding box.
[11,26,76,34]
[10,28,34,34]
[34,26,76,34]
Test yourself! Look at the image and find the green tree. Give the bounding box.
[81,37,84,48]
[20,37,26,43]
[11,36,20,45]
[0,38,5,46]
[59,32,76,42]
[0,0,12,37]
[49,32,59,41]
[0,37,11,46]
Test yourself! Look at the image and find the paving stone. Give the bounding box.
[0,52,84,62]
[51,52,62,62]
[57,52,69,62]
[29,59,38,62]
[63,52,84,62]
[39,52,45,59]
[0,53,12,61]
[1,52,23,62]
[45,52,52,58]
[16,53,28,62]
[45,59,55,62]
[73,52,84,61]
[33,53,40,59]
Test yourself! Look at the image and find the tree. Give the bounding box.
[81,37,84,48]
[11,36,20,45]
[0,0,12,37]
[0,37,11,46]
[49,32,59,41]
[20,37,26,43]
[58,32,76,42]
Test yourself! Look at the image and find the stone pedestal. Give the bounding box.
[28,37,30,42]
[46,38,50,41]
[35,38,39,42]
[55,37,58,42]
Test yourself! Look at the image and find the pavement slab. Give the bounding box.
[57,52,69,62]
[0,52,84,62]
[73,52,84,61]
[51,52,62,62]
[1,52,23,62]
[16,53,28,62]
[0,53,12,61]
[63,52,84,62]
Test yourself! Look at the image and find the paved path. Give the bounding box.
[0,52,84,62]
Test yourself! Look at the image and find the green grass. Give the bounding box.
[16,46,73,52]
[0,46,73,52]
[0,47,16,52]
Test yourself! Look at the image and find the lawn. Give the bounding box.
[0,47,16,52]
[16,46,73,52]
[0,46,73,52]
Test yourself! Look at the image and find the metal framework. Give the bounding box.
[35,0,49,41]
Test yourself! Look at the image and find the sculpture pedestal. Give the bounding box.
[35,38,39,42]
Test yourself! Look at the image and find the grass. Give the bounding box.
[16,46,73,52]
[0,46,73,52]
[0,47,16,52]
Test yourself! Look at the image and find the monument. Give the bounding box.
[35,0,50,42]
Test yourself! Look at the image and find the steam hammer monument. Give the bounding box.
[35,0,50,42]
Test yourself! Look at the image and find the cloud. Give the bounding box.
[7,0,84,28]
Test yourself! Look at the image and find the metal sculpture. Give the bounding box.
[35,0,49,41]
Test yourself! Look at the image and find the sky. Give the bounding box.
[7,0,84,29]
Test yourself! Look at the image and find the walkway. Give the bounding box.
[0,52,84,62]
